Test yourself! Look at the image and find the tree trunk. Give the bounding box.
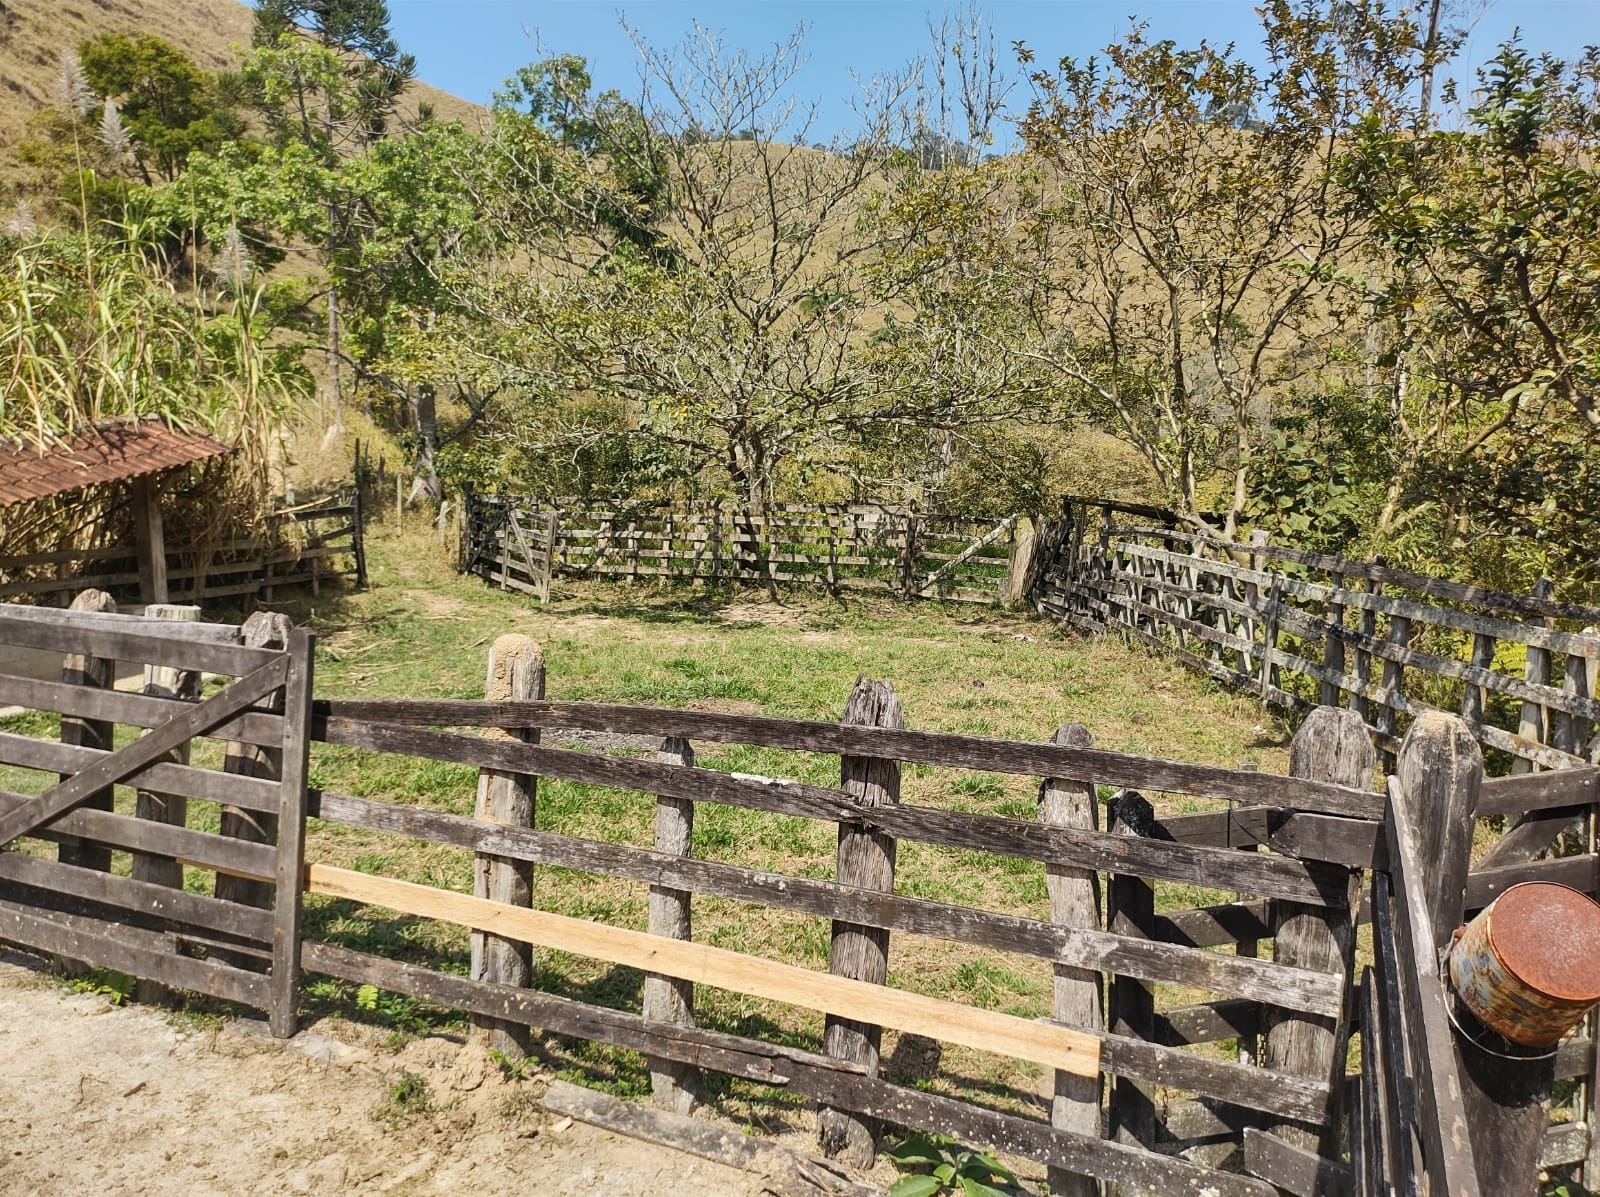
[411,382,442,502]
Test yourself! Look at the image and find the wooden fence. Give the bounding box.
[463,494,1022,605]
[0,491,367,607]
[0,600,1596,1194]
[1034,498,1600,773]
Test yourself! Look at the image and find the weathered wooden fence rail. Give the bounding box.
[0,489,366,607]
[1,599,1598,1194]
[463,494,1023,605]
[1034,498,1600,773]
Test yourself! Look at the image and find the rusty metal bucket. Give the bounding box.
[1447,882,1600,1050]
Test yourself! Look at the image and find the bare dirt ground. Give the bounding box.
[0,954,765,1197]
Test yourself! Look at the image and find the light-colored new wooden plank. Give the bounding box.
[307,864,1101,1078]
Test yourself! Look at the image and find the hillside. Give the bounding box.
[0,0,482,174]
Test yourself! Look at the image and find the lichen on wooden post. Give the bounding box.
[818,676,902,1168]
[645,735,703,1113]
[470,633,543,1058]
[1263,706,1374,1154]
[1038,722,1103,1197]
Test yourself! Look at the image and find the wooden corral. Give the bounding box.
[463,494,1024,606]
[0,599,1595,1194]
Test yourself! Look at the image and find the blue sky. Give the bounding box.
[386,1,1600,136]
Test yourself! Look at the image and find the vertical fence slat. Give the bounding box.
[1513,579,1555,775]
[1377,614,1410,769]
[216,611,291,910]
[131,603,201,996]
[56,589,118,874]
[1106,790,1157,1161]
[1263,707,1373,1154]
[1461,632,1498,726]
[1350,575,1382,724]
[645,735,702,1113]
[1039,723,1103,1197]
[819,677,903,1168]
[1321,572,1346,707]
[269,626,315,1039]
[470,634,543,1059]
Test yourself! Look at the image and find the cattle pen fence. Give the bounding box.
[0,598,1597,1195]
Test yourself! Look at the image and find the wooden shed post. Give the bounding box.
[1039,723,1103,1197]
[645,735,703,1113]
[131,475,169,606]
[471,633,542,1058]
[57,589,118,873]
[819,677,903,1167]
[1262,707,1374,1154]
[216,611,292,910]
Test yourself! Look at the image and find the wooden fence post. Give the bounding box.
[819,677,903,1167]
[131,603,201,892]
[269,626,315,1039]
[1350,571,1382,725]
[1039,723,1103,1197]
[1377,614,1411,770]
[1320,572,1346,707]
[1512,579,1555,776]
[1262,707,1374,1155]
[471,633,543,1059]
[57,589,118,873]
[216,611,291,910]
[1106,790,1157,1166]
[645,736,703,1113]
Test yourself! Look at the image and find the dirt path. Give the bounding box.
[0,954,765,1197]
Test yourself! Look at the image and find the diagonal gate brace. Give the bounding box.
[0,655,289,850]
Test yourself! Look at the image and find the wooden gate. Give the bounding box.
[0,602,314,1036]
[911,515,1018,601]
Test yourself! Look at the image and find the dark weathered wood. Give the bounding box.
[1040,723,1103,1196]
[217,612,290,909]
[542,1080,877,1197]
[1154,900,1274,949]
[819,678,901,1167]
[1107,792,1157,1162]
[309,791,1342,1015]
[1152,999,1260,1047]
[0,656,289,850]
[470,634,542,1059]
[1263,708,1373,1153]
[0,603,273,676]
[1321,574,1347,707]
[0,731,280,814]
[0,897,268,1009]
[132,474,169,604]
[647,734,702,1113]
[55,589,120,874]
[1480,766,1600,816]
[1268,812,1383,870]
[1474,806,1583,871]
[1368,875,1420,1194]
[1387,716,1485,1197]
[269,628,314,1038]
[316,698,1380,818]
[314,717,1358,906]
[301,942,1275,1196]
[1242,1127,1354,1197]
[132,605,201,911]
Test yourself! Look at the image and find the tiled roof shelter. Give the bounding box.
[0,419,234,604]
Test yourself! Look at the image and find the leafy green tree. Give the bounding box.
[77,33,246,184]
[1340,40,1600,588]
[1012,2,1437,537]
[246,0,416,423]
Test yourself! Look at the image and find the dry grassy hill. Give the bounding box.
[0,0,481,175]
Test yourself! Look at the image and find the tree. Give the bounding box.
[1339,40,1600,587]
[77,33,246,184]
[1012,2,1437,537]
[247,0,416,424]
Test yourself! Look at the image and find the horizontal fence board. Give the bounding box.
[301,941,1275,1196]
[0,850,273,943]
[308,863,1102,1078]
[0,896,268,1008]
[314,718,1356,907]
[0,674,283,748]
[0,731,280,812]
[1155,901,1274,949]
[0,607,273,676]
[316,700,1380,819]
[0,789,276,879]
[1479,767,1600,816]
[312,790,1342,1015]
